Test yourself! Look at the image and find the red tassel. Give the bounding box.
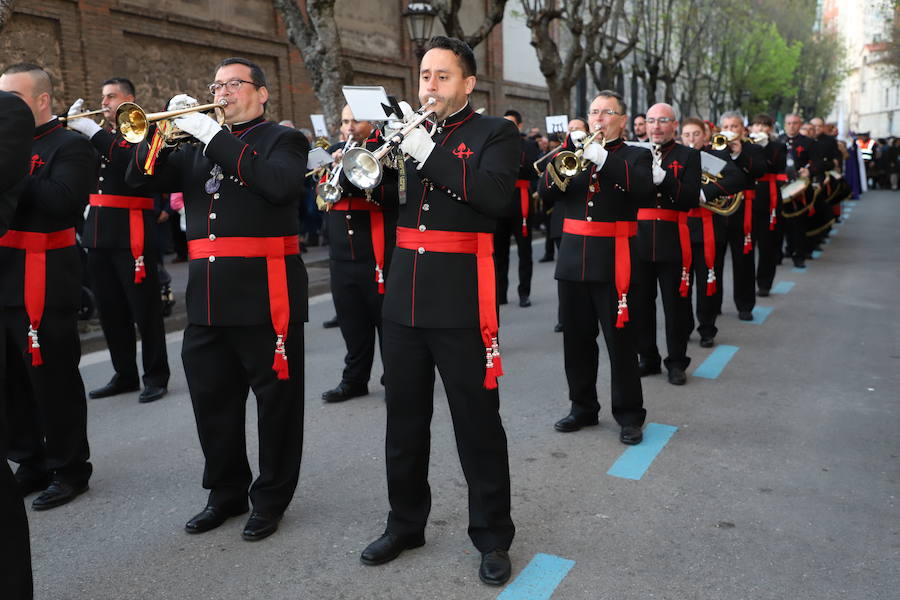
[706,269,717,296]
[769,210,777,231]
[743,234,752,254]
[272,334,289,380]
[522,218,528,237]
[679,268,689,298]
[375,266,385,295]
[615,293,629,328]
[482,337,503,389]
[134,256,146,284]
[27,326,42,367]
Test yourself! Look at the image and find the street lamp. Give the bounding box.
[403,2,438,61]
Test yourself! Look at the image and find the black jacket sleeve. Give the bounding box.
[0,92,35,235]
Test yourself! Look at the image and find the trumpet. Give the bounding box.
[59,108,108,123]
[711,130,739,151]
[116,99,228,144]
[343,98,437,190]
[316,139,359,210]
[702,190,744,216]
[551,128,605,178]
[532,130,586,177]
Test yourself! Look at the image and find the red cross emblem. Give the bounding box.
[796,145,805,154]
[29,154,45,174]
[118,139,131,148]
[452,142,474,159]
[668,159,683,177]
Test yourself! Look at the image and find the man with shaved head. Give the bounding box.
[0,63,96,510]
[631,102,700,386]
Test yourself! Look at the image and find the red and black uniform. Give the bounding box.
[0,90,36,599]
[722,142,767,315]
[540,135,652,425]
[754,138,788,293]
[129,116,309,517]
[687,147,744,341]
[808,133,843,244]
[493,132,540,303]
[83,127,170,391]
[778,133,818,264]
[324,129,398,388]
[631,139,700,373]
[0,117,95,491]
[381,104,518,554]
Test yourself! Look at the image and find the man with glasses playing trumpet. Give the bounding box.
[65,77,171,405]
[127,57,310,542]
[319,104,398,404]
[539,90,653,446]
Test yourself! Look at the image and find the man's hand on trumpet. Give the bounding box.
[168,94,223,146]
[66,98,102,138]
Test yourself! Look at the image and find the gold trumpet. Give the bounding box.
[711,130,740,151]
[702,190,744,216]
[551,129,605,177]
[59,108,108,123]
[116,99,228,144]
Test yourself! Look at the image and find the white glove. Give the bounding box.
[385,101,415,136]
[66,98,102,138]
[167,94,198,111]
[173,111,222,146]
[652,163,667,185]
[699,189,707,204]
[400,126,435,165]
[581,142,608,169]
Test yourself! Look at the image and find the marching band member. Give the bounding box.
[128,58,309,542]
[540,89,652,443]
[65,77,171,403]
[359,36,518,586]
[749,114,787,297]
[0,63,95,510]
[320,104,398,403]
[631,103,700,386]
[778,114,818,269]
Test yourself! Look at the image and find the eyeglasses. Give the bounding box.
[208,79,258,95]
[588,109,623,117]
[644,117,675,125]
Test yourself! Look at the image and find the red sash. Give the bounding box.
[637,208,692,298]
[686,208,717,295]
[188,235,299,380]
[89,194,154,283]
[332,197,386,294]
[395,226,502,390]
[562,219,638,328]
[515,180,531,237]
[759,173,788,230]
[742,189,755,254]
[0,227,77,366]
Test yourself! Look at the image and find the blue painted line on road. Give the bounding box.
[812,250,823,259]
[498,553,575,600]
[748,306,773,324]
[772,281,794,294]
[791,266,807,272]
[694,345,739,379]
[831,228,839,236]
[607,423,678,480]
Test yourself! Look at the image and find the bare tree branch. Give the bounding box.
[0,0,17,35]
[433,0,509,49]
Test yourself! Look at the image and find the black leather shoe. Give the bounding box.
[639,362,662,377]
[139,385,167,403]
[553,323,563,333]
[620,425,643,445]
[518,297,532,308]
[322,381,369,403]
[185,504,248,534]
[667,367,687,386]
[479,549,512,586]
[89,378,139,399]
[699,337,715,348]
[242,511,282,541]
[738,310,753,321]
[360,531,425,566]
[32,481,88,511]
[757,288,770,297]
[553,413,599,433]
[323,315,339,329]
[792,257,806,268]
[538,254,554,263]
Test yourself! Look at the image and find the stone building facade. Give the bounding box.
[0,0,551,135]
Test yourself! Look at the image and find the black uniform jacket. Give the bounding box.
[779,134,819,180]
[382,103,519,329]
[814,134,841,173]
[539,134,654,282]
[83,128,158,251]
[636,139,700,262]
[752,139,788,217]
[128,116,310,327]
[0,92,34,235]
[507,133,541,220]
[0,118,95,309]
[727,142,767,226]
[325,128,399,264]
[688,146,745,244]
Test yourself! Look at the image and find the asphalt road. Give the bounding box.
[21,190,900,599]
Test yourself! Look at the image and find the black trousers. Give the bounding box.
[631,259,692,371]
[783,213,808,260]
[494,216,533,302]
[756,215,781,292]
[3,307,91,487]
[0,308,33,599]
[724,218,757,314]
[88,248,169,388]
[689,236,726,340]
[382,320,514,553]
[181,322,304,516]
[330,259,383,386]
[558,280,645,426]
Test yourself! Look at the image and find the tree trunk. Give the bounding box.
[0,0,17,34]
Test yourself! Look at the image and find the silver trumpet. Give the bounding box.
[343,98,438,190]
[316,139,359,210]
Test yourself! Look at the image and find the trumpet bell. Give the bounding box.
[553,151,581,178]
[316,181,343,204]
[117,102,148,144]
[343,146,383,190]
